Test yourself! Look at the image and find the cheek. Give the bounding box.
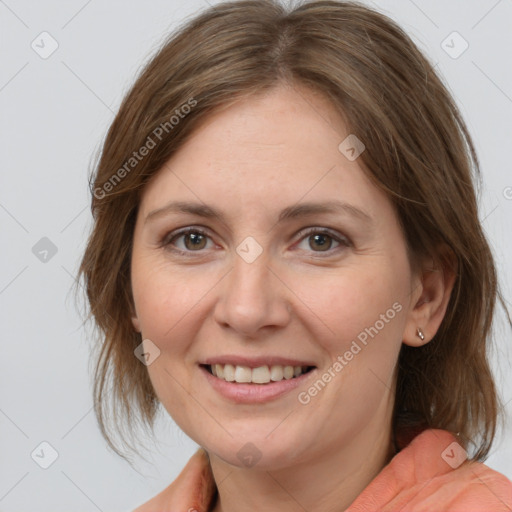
[298,264,408,352]
[295,269,407,425]
[131,265,173,337]
[130,262,210,416]
[131,258,218,351]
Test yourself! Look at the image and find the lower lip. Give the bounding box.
[200,365,316,404]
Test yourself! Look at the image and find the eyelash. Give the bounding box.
[161,226,351,258]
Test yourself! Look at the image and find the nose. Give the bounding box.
[213,253,292,338]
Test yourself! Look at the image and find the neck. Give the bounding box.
[209,405,395,512]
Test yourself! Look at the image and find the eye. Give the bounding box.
[294,228,351,255]
[162,226,351,257]
[163,227,214,254]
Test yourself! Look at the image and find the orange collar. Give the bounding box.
[133,429,512,512]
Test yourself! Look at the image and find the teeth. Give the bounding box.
[234,365,252,383]
[208,364,308,384]
[223,364,235,382]
[252,366,270,383]
[283,366,294,379]
[270,365,283,381]
[214,364,224,379]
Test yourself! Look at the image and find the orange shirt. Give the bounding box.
[133,429,512,511]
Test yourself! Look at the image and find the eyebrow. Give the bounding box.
[145,200,373,226]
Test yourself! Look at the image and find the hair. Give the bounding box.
[78,0,510,463]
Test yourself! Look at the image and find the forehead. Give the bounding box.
[138,84,389,223]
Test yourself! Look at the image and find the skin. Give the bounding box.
[130,82,455,512]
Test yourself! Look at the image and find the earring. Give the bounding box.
[416,327,425,341]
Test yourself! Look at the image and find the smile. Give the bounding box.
[199,362,317,404]
[203,363,315,384]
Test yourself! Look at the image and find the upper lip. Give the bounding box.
[200,356,316,368]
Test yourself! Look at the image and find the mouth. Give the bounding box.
[200,363,316,384]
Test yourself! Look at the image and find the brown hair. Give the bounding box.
[78,0,509,462]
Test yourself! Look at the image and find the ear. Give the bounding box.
[403,245,457,347]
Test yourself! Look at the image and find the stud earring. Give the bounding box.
[416,327,425,341]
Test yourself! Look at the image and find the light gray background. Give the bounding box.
[1,0,511,510]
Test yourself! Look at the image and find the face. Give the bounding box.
[130,83,423,470]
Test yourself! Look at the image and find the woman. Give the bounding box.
[78,1,512,510]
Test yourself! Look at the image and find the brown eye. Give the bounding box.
[308,233,334,252]
[164,228,213,253]
[183,232,207,250]
[295,228,350,256]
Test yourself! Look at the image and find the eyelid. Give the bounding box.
[161,226,215,254]
[162,225,351,256]
[295,226,351,244]
[292,226,352,254]
[162,225,210,242]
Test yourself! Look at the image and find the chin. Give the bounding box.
[201,430,305,471]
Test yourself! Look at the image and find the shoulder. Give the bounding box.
[411,457,512,511]
[445,460,512,509]
[347,428,512,511]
